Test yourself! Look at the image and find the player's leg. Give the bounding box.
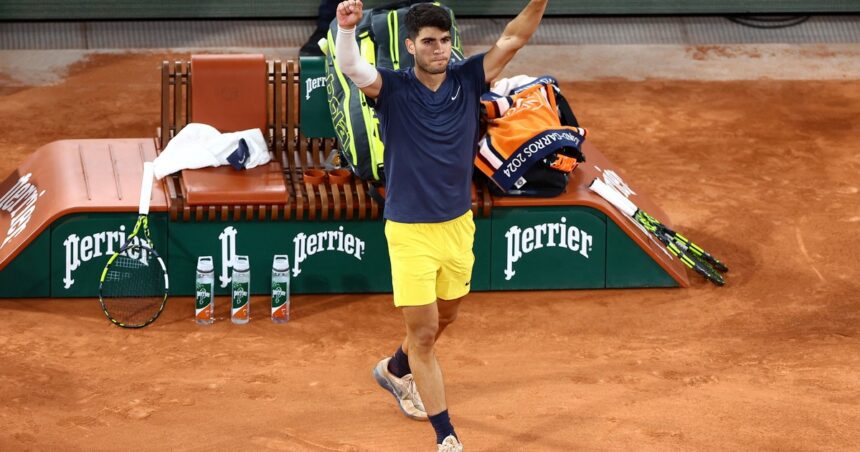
[402,302,445,416]
[372,219,439,420]
[415,211,473,449]
[399,295,461,356]
[401,302,461,448]
[401,210,472,352]
[435,296,462,341]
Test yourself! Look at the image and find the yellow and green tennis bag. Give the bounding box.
[325,1,464,182]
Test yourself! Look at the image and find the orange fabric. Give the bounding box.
[548,154,579,173]
[481,84,566,161]
[476,82,586,190]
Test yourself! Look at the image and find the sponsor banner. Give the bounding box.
[491,206,606,290]
[299,56,336,138]
[168,220,391,296]
[50,213,169,298]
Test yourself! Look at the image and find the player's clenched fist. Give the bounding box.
[336,0,364,29]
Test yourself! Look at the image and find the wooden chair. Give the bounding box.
[158,54,385,222]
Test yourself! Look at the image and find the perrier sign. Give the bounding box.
[490,206,606,290]
[51,212,168,297]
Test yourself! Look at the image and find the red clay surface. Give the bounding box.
[1,53,859,451]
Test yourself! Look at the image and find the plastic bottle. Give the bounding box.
[323,147,341,171]
[231,255,251,324]
[195,256,215,325]
[271,255,291,324]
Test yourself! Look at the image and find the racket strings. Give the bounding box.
[101,249,166,326]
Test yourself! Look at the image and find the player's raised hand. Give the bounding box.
[337,0,364,29]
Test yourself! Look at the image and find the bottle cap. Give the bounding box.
[233,255,250,272]
[197,256,214,272]
[272,254,290,271]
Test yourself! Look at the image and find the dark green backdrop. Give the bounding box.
[1,1,856,20]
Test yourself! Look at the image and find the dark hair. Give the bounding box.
[405,3,452,40]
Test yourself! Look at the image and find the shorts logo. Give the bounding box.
[293,226,365,277]
[504,217,593,281]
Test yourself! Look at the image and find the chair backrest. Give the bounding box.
[190,54,267,135]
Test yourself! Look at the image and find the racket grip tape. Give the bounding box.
[588,178,638,217]
[139,162,155,215]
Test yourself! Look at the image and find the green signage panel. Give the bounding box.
[0,230,50,298]
[490,206,606,290]
[0,205,678,299]
[605,221,677,288]
[471,215,491,291]
[300,56,336,139]
[168,219,391,296]
[50,213,168,298]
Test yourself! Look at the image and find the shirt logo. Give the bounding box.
[451,86,460,101]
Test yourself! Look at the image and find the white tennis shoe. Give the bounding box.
[437,434,463,452]
[372,357,428,421]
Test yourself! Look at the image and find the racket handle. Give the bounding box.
[139,162,154,215]
[588,177,637,217]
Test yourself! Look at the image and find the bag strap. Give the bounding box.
[554,90,580,127]
[369,181,387,207]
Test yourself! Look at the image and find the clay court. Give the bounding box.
[1,15,860,452]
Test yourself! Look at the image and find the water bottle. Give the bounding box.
[195,256,215,325]
[271,255,291,324]
[231,255,251,324]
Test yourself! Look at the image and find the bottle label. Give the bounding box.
[195,282,213,320]
[271,280,288,319]
[271,281,288,308]
[232,281,250,320]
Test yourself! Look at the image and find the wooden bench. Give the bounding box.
[158,54,389,222]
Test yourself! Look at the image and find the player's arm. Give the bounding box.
[483,0,548,83]
[335,0,382,99]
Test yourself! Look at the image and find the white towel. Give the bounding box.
[490,75,538,96]
[153,123,271,180]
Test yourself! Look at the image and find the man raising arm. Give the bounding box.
[334,2,548,451]
[483,0,548,82]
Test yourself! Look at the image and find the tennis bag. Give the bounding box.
[476,75,586,197]
[324,1,465,182]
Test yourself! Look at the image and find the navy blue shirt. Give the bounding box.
[374,54,486,223]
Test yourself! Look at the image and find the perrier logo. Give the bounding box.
[271,285,287,307]
[232,286,249,308]
[195,285,211,309]
[504,217,593,281]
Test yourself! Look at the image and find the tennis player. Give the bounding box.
[335,1,548,450]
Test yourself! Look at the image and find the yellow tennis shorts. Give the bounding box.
[385,210,476,307]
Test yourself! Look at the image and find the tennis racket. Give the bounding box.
[98,162,169,328]
[589,177,728,286]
